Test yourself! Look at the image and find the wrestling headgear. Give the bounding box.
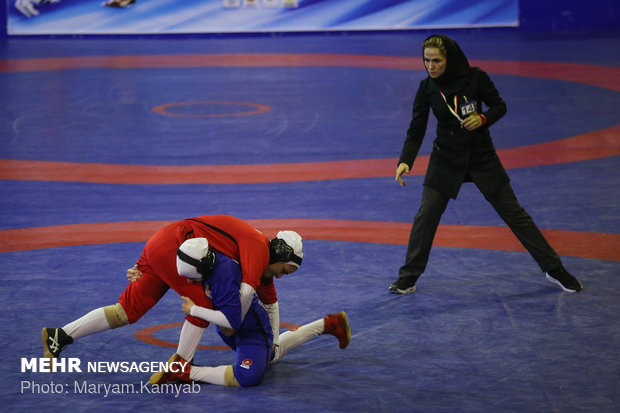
[269,230,303,268]
[176,237,216,280]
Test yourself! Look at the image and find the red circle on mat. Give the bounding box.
[151,101,271,118]
[134,321,301,350]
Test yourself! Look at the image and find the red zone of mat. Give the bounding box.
[0,219,618,262]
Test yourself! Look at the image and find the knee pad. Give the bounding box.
[104,303,129,329]
[224,365,241,388]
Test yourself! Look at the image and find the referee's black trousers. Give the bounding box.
[397,183,563,284]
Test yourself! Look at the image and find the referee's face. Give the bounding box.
[423,47,446,79]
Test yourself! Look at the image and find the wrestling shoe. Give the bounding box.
[149,353,191,385]
[42,327,73,359]
[389,276,417,294]
[323,311,350,349]
[545,267,582,292]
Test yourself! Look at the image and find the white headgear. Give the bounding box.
[270,230,303,268]
[176,238,215,280]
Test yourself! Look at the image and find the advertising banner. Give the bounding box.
[8,0,519,35]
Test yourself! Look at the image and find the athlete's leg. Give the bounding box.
[191,316,272,387]
[176,320,205,361]
[149,353,230,386]
[61,303,128,340]
[118,263,169,324]
[150,332,242,386]
[273,320,322,363]
[191,341,270,387]
[43,263,167,359]
[273,311,350,363]
[142,223,213,327]
[140,224,215,360]
[138,223,228,371]
[150,334,270,387]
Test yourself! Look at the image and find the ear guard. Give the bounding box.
[269,238,302,266]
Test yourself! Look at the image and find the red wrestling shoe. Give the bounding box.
[323,312,351,349]
[149,353,191,385]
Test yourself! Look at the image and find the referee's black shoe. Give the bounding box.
[389,276,417,294]
[545,266,582,292]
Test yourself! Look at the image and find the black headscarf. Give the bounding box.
[424,34,471,94]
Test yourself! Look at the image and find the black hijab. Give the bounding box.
[424,34,471,94]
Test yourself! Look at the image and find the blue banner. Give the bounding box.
[8,0,518,35]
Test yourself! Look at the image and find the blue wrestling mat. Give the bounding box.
[1,28,619,412]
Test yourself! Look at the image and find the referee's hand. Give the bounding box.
[395,163,410,186]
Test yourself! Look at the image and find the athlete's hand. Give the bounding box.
[127,264,142,282]
[395,163,410,186]
[220,327,236,336]
[461,112,483,131]
[181,296,195,315]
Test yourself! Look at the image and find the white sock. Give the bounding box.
[62,308,110,340]
[189,365,228,386]
[176,320,205,361]
[273,318,324,363]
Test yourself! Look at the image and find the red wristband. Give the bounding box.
[479,114,488,125]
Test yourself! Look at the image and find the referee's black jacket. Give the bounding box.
[399,38,511,200]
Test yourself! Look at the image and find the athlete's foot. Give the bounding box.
[323,312,351,349]
[149,353,191,385]
[42,327,73,359]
